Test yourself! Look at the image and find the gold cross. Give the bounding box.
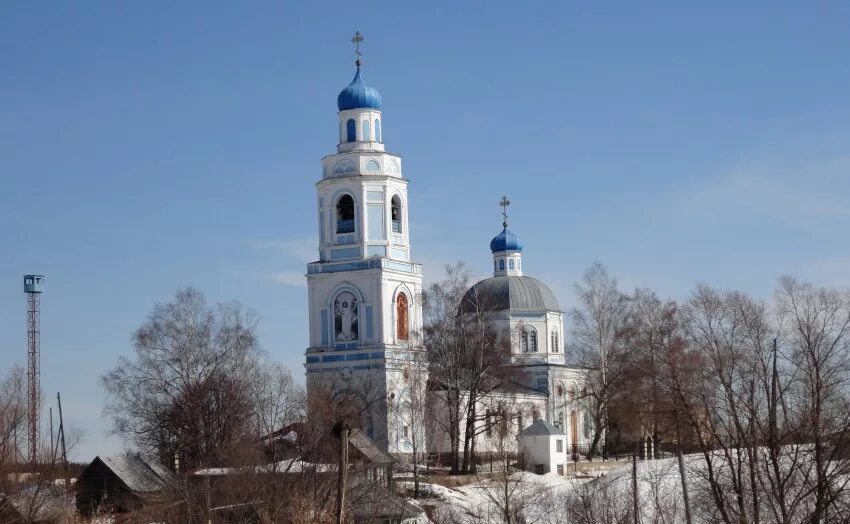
[499,195,511,228]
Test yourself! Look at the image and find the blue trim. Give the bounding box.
[370,352,384,359]
[331,247,360,260]
[346,353,370,361]
[323,355,346,362]
[346,119,356,142]
[306,356,320,364]
[320,309,329,346]
[365,306,374,339]
[387,261,413,272]
[366,245,386,258]
[308,258,420,275]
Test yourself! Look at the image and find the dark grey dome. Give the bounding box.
[459,275,561,315]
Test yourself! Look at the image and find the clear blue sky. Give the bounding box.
[2,1,849,461]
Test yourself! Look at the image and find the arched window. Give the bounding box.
[499,260,505,271]
[583,411,592,439]
[336,195,355,233]
[362,120,370,141]
[391,195,402,233]
[509,259,515,270]
[554,332,560,353]
[346,119,356,142]
[557,385,564,397]
[494,260,498,272]
[396,293,409,341]
[375,119,382,142]
[486,409,492,437]
[521,327,537,352]
[532,409,540,422]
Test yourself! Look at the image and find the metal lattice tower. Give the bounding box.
[24,275,43,465]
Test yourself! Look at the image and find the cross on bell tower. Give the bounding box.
[352,31,364,66]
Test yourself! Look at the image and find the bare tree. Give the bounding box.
[389,352,429,498]
[775,276,850,523]
[570,262,630,459]
[102,288,264,470]
[423,262,474,474]
[425,262,519,474]
[0,367,26,479]
[474,421,548,524]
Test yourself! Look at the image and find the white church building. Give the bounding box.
[304,49,593,460]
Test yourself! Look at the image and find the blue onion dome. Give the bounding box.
[490,228,523,253]
[337,66,382,111]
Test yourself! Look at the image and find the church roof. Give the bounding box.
[337,66,382,111]
[490,227,523,253]
[520,419,566,437]
[460,275,561,314]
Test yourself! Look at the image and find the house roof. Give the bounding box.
[520,419,566,437]
[349,429,393,465]
[87,455,174,493]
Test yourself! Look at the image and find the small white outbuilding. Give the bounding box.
[518,419,568,476]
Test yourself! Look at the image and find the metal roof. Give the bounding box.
[349,480,424,519]
[337,67,382,111]
[519,419,566,437]
[490,227,523,253]
[91,455,174,493]
[460,275,561,314]
[349,429,393,465]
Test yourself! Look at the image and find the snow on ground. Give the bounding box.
[401,449,849,523]
[406,471,589,523]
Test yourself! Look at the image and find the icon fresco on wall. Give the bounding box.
[335,291,359,341]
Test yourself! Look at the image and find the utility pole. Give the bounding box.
[49,407,55,464]
[675,408,693,524]
[56,392,68,482]
[335,422,350,524]
[632,453,639,524]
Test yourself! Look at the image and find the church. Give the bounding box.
[304,45,593,460]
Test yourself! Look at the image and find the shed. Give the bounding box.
[348,429,394,486]
[348,480,427,524]
[76,454,175,517]
[518,419,568,475]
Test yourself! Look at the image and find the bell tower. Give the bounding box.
[305,34,425,453]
